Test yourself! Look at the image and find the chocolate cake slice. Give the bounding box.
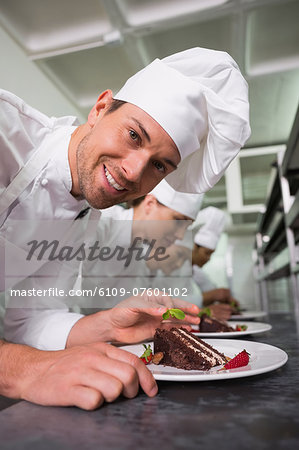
[154,327,227,370]
[199,314,234,333]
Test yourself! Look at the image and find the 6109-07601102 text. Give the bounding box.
[9,286,189,298]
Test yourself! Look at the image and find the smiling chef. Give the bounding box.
[0,47,250,410]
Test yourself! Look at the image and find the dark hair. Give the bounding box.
[105,98,127,114]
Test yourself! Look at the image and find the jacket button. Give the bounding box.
[41,178,48,187]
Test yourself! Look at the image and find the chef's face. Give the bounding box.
[155,244,190,276]
[75,90,180,209]
[141,196,191,248]
[192,245,214,267]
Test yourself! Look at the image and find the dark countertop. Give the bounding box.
[0,313,299,450]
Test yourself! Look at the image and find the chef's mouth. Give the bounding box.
[103,165,127,192]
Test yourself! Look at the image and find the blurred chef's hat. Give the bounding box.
[115,47,251,194]
[149,179,203,220]
[193,207,226,250]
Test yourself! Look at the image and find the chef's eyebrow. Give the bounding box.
[131,118,151,143]
[162,158,177,170]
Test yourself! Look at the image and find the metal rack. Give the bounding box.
[254,104,299,315]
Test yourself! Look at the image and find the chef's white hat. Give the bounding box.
[150,179,203,220]
[115,47,251,194]
[193,207,226,250]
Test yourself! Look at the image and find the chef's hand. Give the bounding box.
[104,293,200,344]
[209,303,232,321]
[0,340,157,411]
[228,297,241,308]
[66,293,200,347]
[203,288,239,305]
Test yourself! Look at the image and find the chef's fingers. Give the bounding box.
[210,304,232,320]
[103,345,158,398]
[161,314,199,326]
[172,298,200,314]
[178,313,200,325]
[67,385,105,410]
[128,306,200,326]
[229,297,240,306]
[141,292,175,308]
[85,357,139,400]
[144,294,200,316]
[115,294,175,309]
[76,367,130,402]
[129,300,200,324]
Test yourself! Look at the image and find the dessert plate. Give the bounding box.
[230,310,267,320]
[192,321,272,338]
[120,339,287,381]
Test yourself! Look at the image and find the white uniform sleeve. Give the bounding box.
[192,265,217,292]
[3,249,84,350]
[4,307,83,350]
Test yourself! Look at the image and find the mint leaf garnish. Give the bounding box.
[162,310,170,320]
[198,307,211,318]
[162,308,185,320]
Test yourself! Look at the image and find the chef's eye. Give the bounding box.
[153,161,166,173]
[129,129,139,141]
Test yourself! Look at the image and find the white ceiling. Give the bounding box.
[0,0,298,216]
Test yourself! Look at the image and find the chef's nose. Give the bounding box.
[174,226,186,241]
[121,151,149,182]
[175,258,183,270]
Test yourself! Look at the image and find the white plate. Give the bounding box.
[230,310,267,320]
[192,321,272,338]
[121,339,288,381]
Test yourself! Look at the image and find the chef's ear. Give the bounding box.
[88,90,113,126]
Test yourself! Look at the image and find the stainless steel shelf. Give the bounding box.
[286,190,299,229]
[282,100,299,196]
[282,103,299,177]
[257,214,286,258]
[256,247,290,281]
[256,172,282,234]
[254,102,299,308]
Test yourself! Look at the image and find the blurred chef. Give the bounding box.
[192,207,240,309]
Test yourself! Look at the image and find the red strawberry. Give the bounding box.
[222,349,250,370]
[139,344,153,365]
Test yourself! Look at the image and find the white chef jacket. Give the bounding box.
[192,265,217,292]
[0,89,91,350]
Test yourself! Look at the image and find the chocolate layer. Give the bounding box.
[154,327,227,371]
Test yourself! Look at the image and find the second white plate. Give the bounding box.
[192,321,272,338]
